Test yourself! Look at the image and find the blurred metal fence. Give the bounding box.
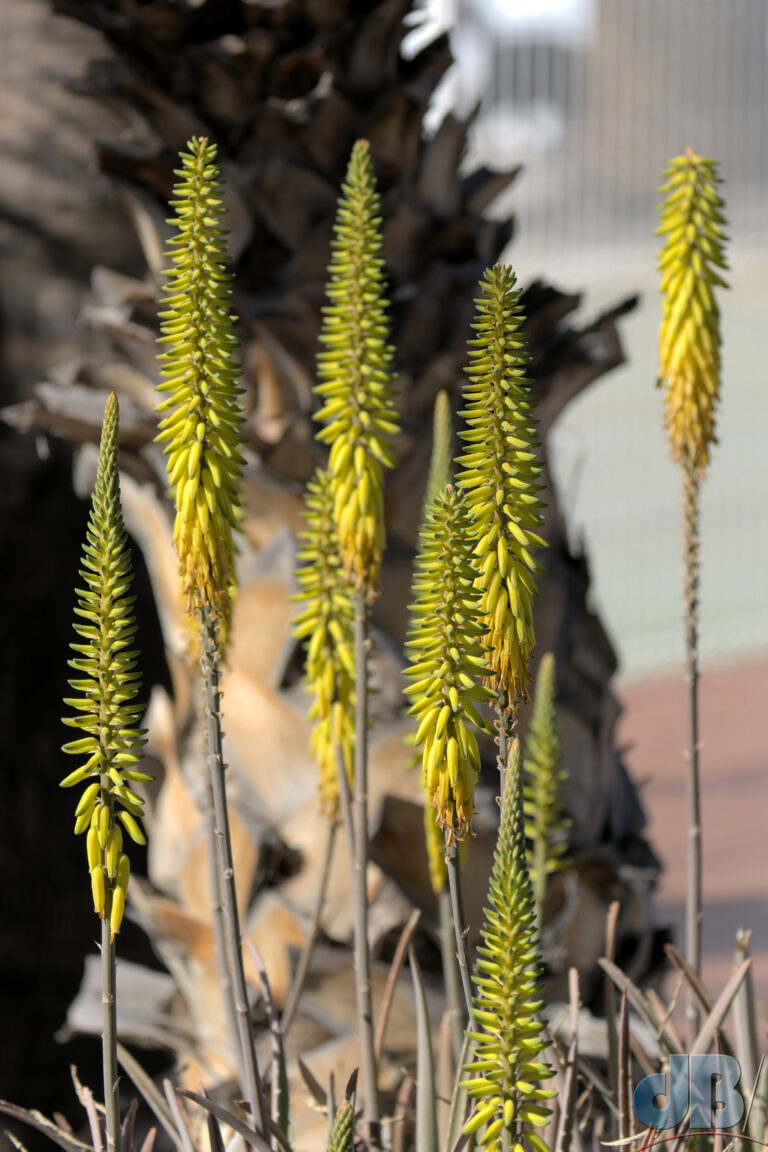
[438,0,768,676]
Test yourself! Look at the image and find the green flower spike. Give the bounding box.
[327,1072,358,1152]
[657,149,728,478]
[522,652,570,922]
[294,467,356,815]
[61,393,151,940]
[404,485,494,841]
[462,739,556,1152]
[155,135,245,646]
[457,264,546,703]
[314,138,399,597]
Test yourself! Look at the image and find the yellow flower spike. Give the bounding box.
[405,485,494,841]
[314,139,400,597]
[462,741,555,1152]
[522,652,571,923]
[61,393,150,925]
[294,468,356,815]
[156,136,246,647]
[657,149,729,477]
[456,264,546,704]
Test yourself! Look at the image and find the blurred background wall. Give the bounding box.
[413,0,768,677]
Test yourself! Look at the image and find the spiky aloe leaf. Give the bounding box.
[61,392,150,939]
[314,138,399,597]
[523,652,570,921]
[155,135,245,645]
[657,149,729,478]
[462,740,555,1152]
[456,264,546,704]
[404,485,493,841]
[294,467,355,815]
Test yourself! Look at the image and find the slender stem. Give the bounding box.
[205,781,241,1066]
[682,464,702,1045]
[444,831,474,1024]
[438,885,464,1064]
[495,695,516,803]
[199,612,269,1142]
[281,818,338,1036]
[351,590,380,1146]
[101,911,120,1152]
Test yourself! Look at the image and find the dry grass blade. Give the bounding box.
[297,1057,327,1108]
[646,989,685,1055]
[598,958,677,1054]
[604,901,620,1108]
[162,1083,195,1152]
[0,1104,94,1152]
[391,1076,413,1152]
[120,1100,138,1152]
[138,1129,156,1152]
[116,1044,179,1147]
[70,1068,104,1152]
[410,946,438,1152]
[664,943,713,1017]
[618,990,631,1144]
[554,967,580,1152]
[442,1032,470,1152]
[732,932,765,1143]
[178,1090,273,1152]
[248,941,291,1141]
[375,909,422,1061]
[691,957,752,1054]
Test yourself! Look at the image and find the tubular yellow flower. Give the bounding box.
[462,740,555,1152]
[314,138,399,597]
[405,485,493,841]
[456,264,546,703]
[61,393,150,938]
[294,468,355,815]
[657,149,728,477]
[155,136,245,645]
[522,652,570,921]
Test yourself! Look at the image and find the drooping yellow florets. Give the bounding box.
[405,485,493,841]
[457,264,546,703]
[155,136,245,645]
[657,150,729,477]
[314,139,399,597]
[294,468,355,815]
[61,393,151,939]
[462,740,555,1152]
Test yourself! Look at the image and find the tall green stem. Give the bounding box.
[199,612,269,1140]
[495,697,516,804]
[205,782,240,1065]
[438,885,464,1063]
[352,591,380,1145]
[683,463,702,1044]
[444,832,474,1025]
[101,913,119,1152]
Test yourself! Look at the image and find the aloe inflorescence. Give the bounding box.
[61,392,150,940]
[156,135,245,646]
[657,149,728,478]
[294,467,355,814]
[523,652,570,923]
[462,740,555,1152]
[314,138,399,597]
[405,485,493,841]
[457,264,546,705]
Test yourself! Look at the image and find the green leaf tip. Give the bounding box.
[424,389,454,512]
[523,652,570,921]
[62,392,150,937]
[314,138,400,598]
[156,135,245,646]
[405,484,494,841]
[462,737,555,1152]
[657,149,729,478]
[456,263,546,704]
[293,467,355,816]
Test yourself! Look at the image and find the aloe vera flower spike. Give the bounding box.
[61,391,150,937]
[156,135,246,648]
[522,652,570,925]
[456,264,546,707]
[405,484,493,842]
[293,467,355,815]
[657,149,728,478]
[462,740,555,1152]
[314,138,399,597]
[61,391,150,1152]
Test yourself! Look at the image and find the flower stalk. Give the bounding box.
[61,392,151,1152]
